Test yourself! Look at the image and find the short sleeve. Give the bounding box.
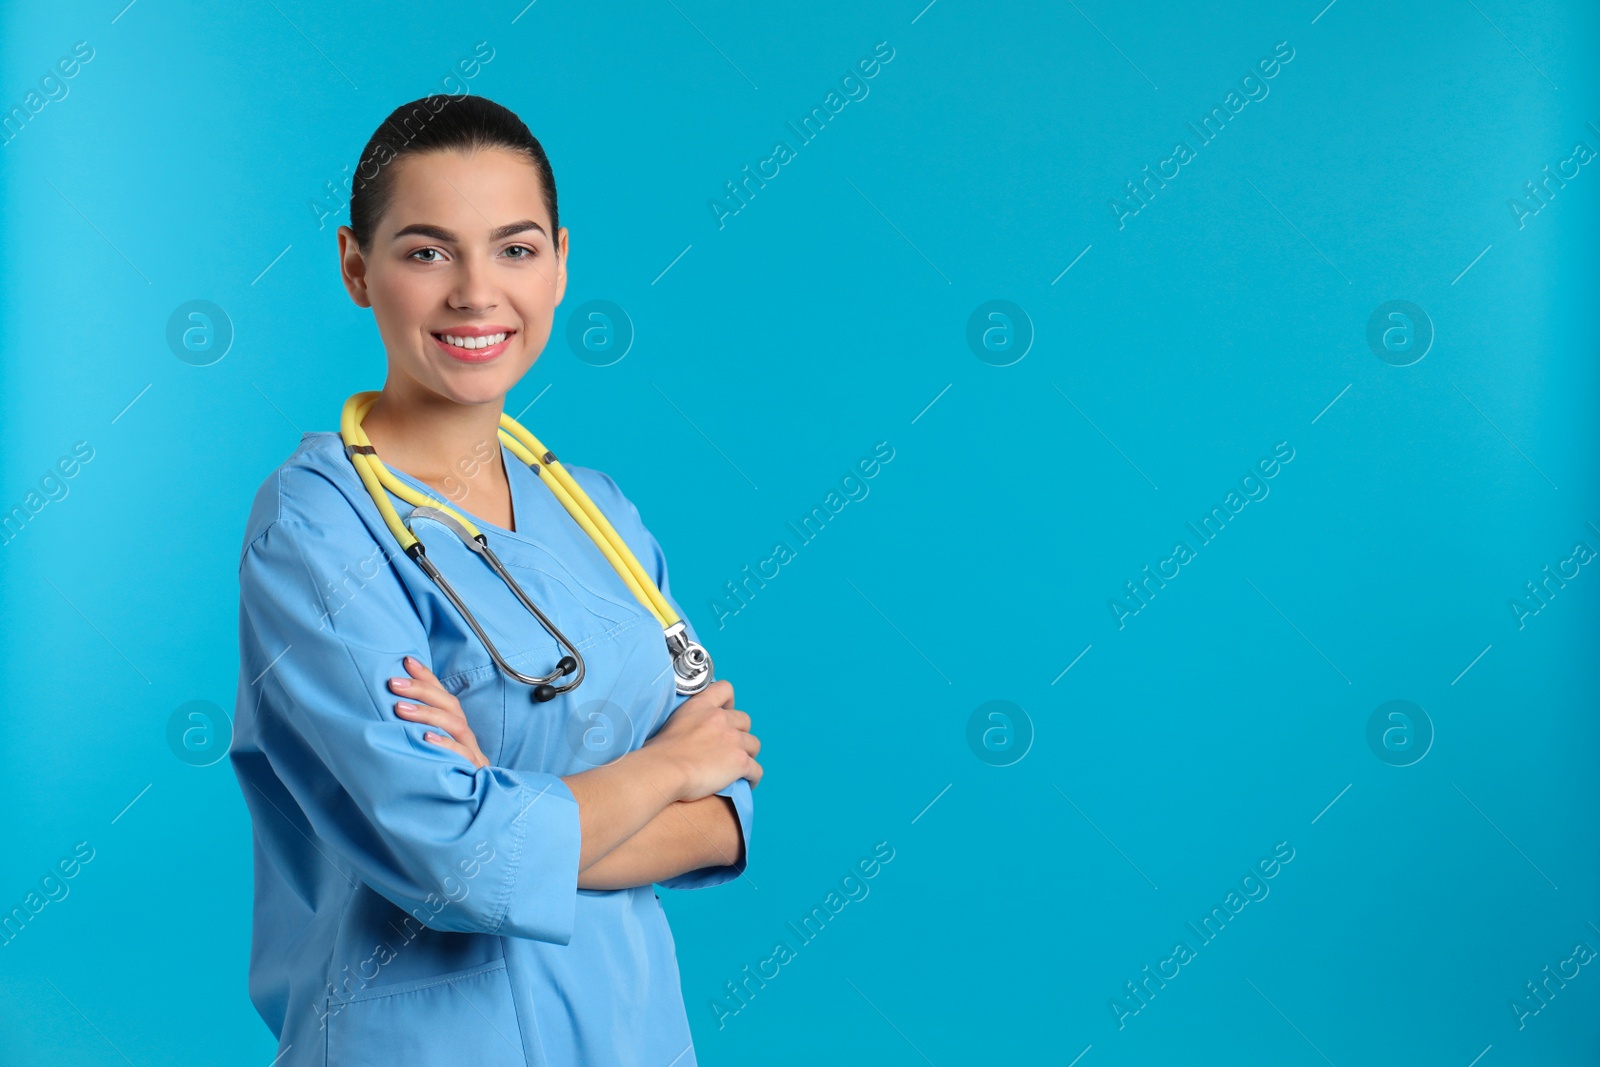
[235,512,584,942]
[579,469,754,891]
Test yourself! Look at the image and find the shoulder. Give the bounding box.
[563,461,662,548]
[559,461,675,587]
[563,462,627,512]
[562,462,653,537]
[239,432,377,565]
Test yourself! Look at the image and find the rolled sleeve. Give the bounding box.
[656,776,753,890]
[236,516,583,944]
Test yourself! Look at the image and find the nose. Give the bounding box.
[447,251,499,312]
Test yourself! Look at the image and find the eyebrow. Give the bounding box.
[390,219,547,243]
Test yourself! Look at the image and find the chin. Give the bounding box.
[439,379,514,407]
[434,365,532,407]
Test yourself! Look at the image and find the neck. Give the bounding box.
[360,378,505,483]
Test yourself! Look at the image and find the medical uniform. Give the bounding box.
[229,430,752,1067]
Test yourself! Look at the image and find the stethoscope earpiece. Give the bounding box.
[531,657,578,703]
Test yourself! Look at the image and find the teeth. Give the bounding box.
[439,331,508,349]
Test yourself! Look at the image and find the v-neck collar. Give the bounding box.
[340,432,659,626]
[380,442,550,552]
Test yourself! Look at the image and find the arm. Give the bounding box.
[559,745,693,873]
[576,794,743,890]
[385,654,755,894]
[573,468,759,891]
[236,516,584,944]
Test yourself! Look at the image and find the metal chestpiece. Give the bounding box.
[665,621,714,695]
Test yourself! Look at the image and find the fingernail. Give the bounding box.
[396,702,416,713]
[391,678,410,689]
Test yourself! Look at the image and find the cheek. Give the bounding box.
[525,269,562,306]
[515,318,554,370]
[371,273,438,337]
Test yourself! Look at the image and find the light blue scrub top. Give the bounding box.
[230,431,752,1067]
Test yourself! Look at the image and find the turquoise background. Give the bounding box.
[2,0,1598,1063]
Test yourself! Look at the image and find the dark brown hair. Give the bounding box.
[348,94,558,253]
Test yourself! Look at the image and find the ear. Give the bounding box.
[337,226,373,308]
[553,227,569,306]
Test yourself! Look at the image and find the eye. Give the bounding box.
[503,244,538,259]
[408,247,444,263]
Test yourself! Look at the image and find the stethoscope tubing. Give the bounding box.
[405,506,586,695]
[338,390,713,699]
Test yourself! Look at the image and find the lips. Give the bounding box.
[431,328,516,364]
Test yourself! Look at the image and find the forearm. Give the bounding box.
[561,748,687,872]
[577,794,742,891]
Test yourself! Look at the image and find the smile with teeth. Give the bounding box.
[434,331,510,349]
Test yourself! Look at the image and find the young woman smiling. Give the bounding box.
[230,94,761,1067]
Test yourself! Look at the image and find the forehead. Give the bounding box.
[384,146,551,234]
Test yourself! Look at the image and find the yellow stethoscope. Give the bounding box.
[339,390,713,702]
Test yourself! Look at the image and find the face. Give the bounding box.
[336,146,567,408]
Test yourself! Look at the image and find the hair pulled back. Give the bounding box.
[348,94,558,254]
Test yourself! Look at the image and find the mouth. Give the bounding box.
[431,328,516,363]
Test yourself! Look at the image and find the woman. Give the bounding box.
[229,94,762,1067]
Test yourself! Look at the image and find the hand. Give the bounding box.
[642,679,762,802]
[388,656,489,769]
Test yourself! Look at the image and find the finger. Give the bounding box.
[422,731,473,763]
[727,709,752,732]
[704,679,734,708]
[745,733,761,757]
[745,758,763,788]
[390,671,460,714]
[402,655,439,681]
[395,701,461,736]
[400,656,458,703]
